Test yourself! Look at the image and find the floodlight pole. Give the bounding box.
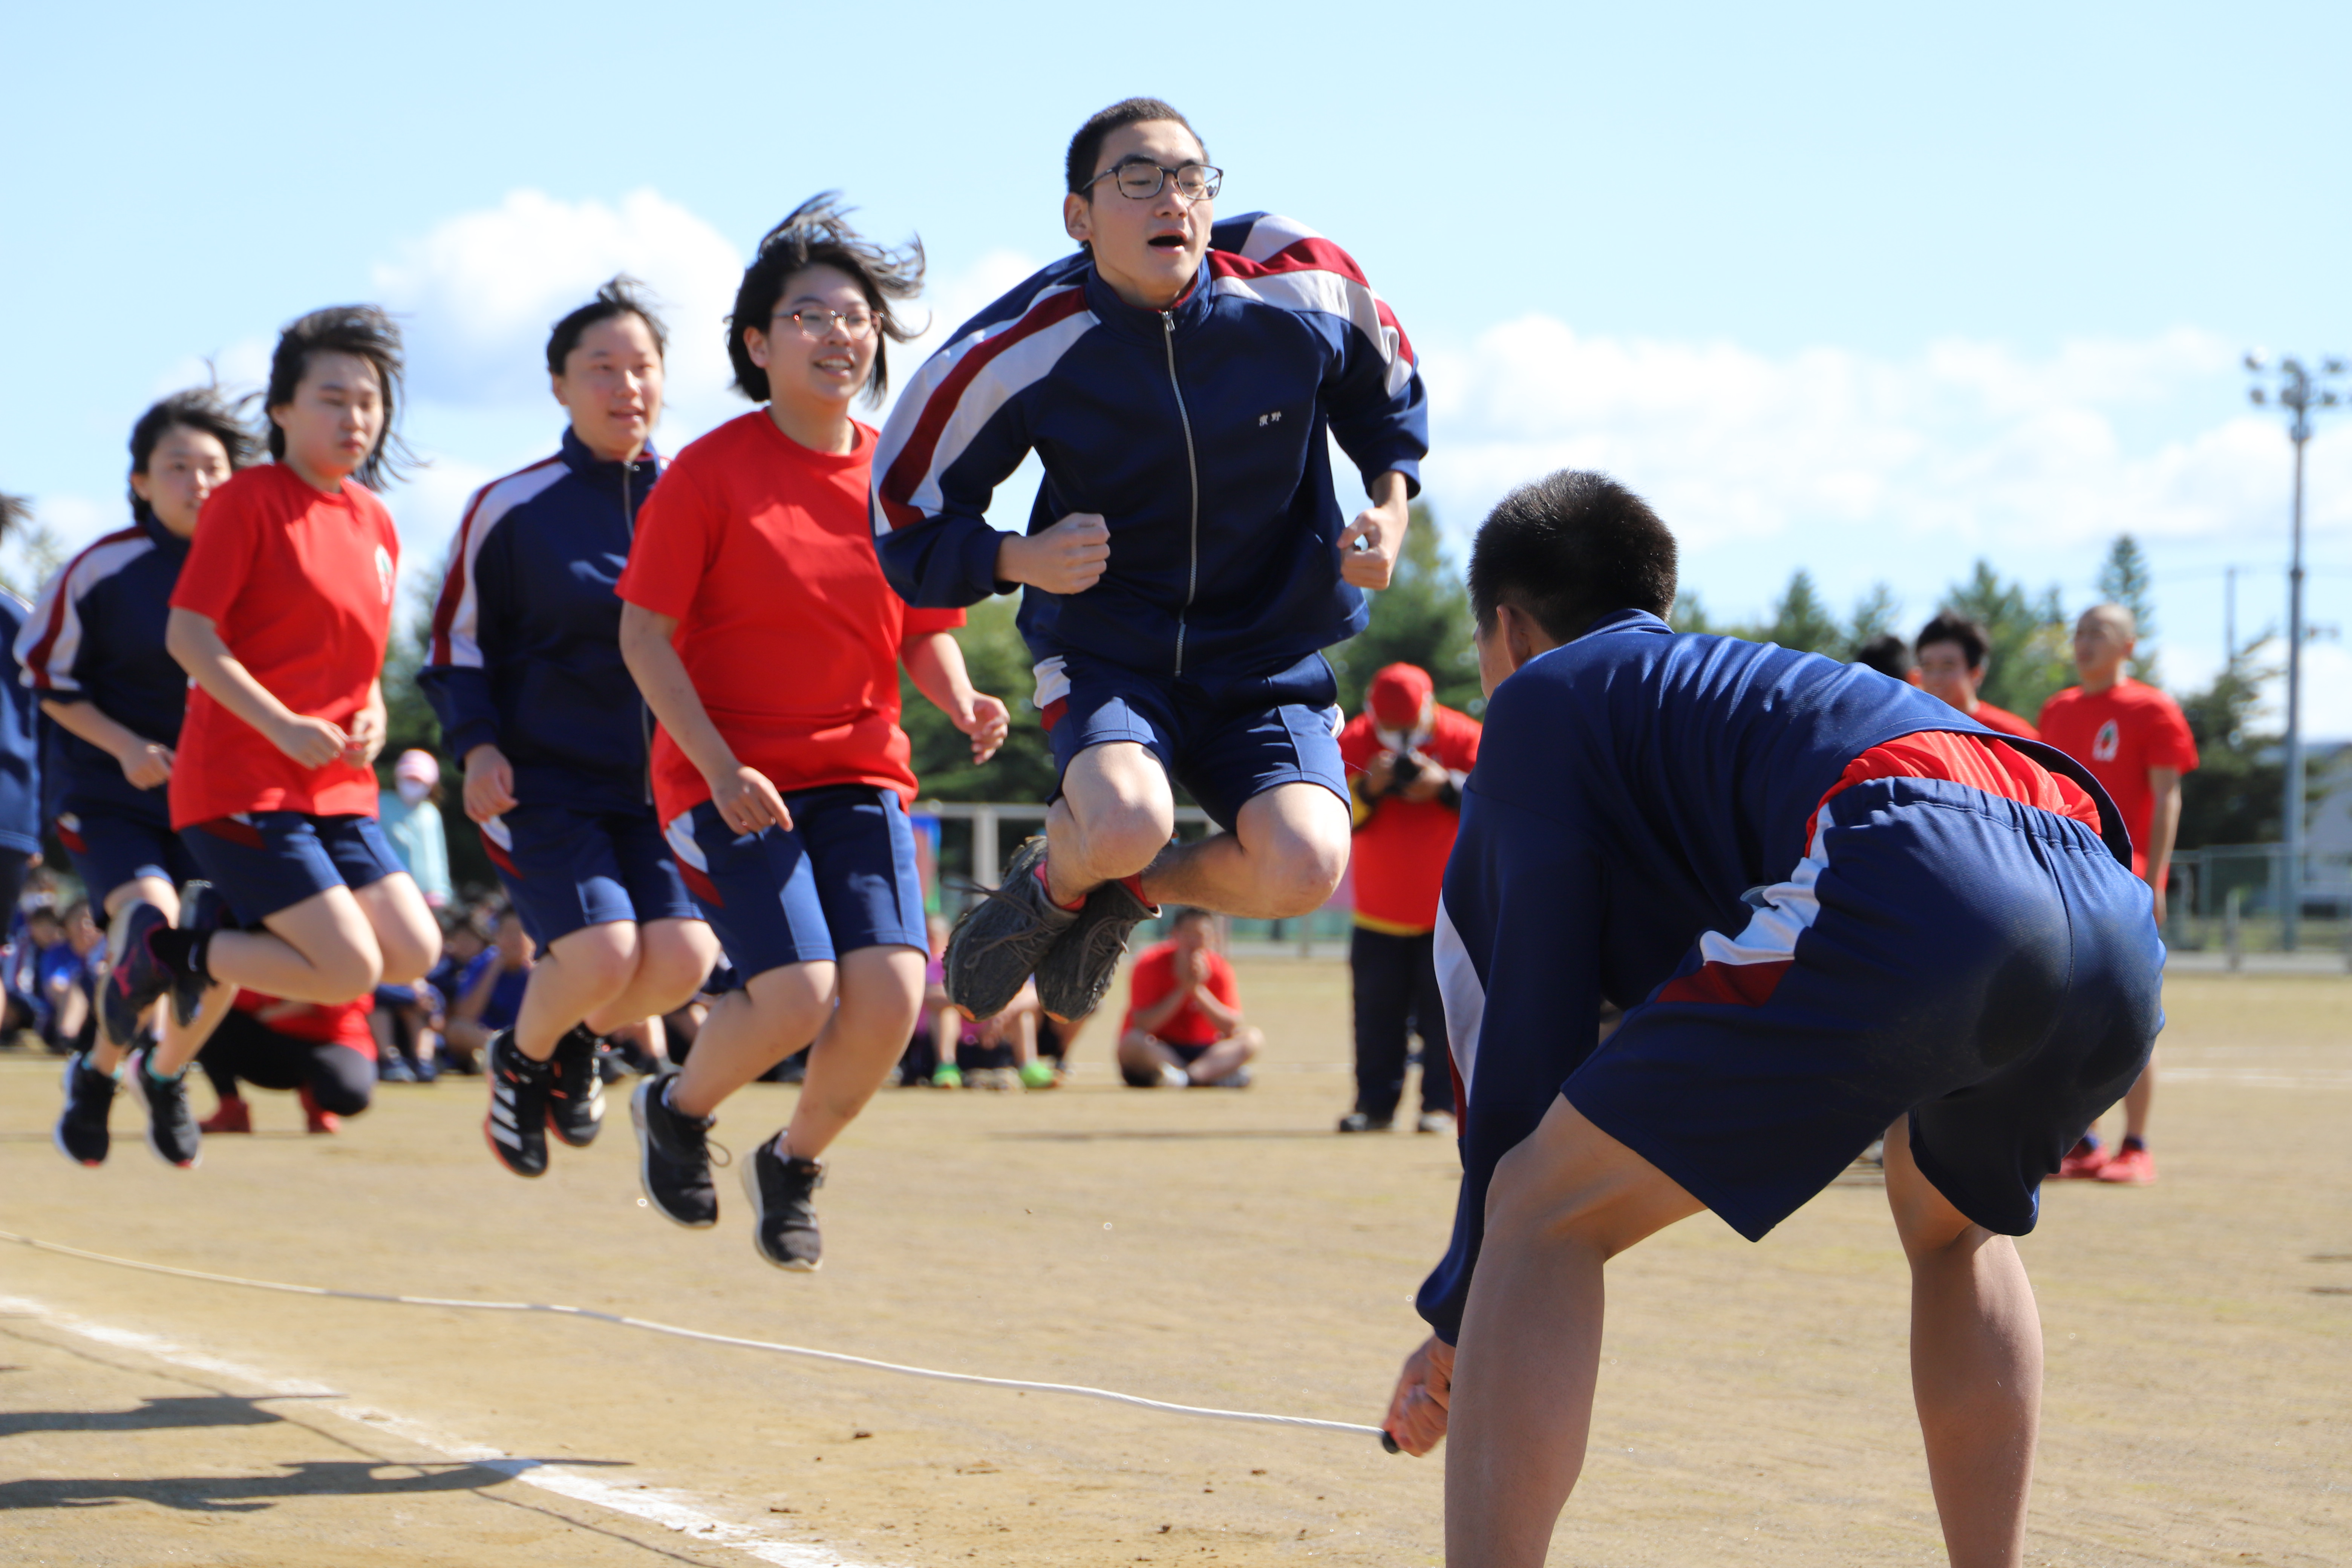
[2248,352,2344,950]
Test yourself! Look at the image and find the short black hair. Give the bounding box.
[128,387,258,520]
[0,492,28,547]
[547,276,668,378]
[1850,633,1914,680]
[1168,906,1214,931]
[1467,470,1678,643]
[264,305,411,489]
[1066,97,1205,195]
[1915,610,1990,671]
[726,193,924,407]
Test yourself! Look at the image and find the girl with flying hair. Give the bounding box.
[108,306,442,1168]
[617,195,1008,1271]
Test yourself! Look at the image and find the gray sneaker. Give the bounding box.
[631,1077,720,1228]
[741,1137,825,1272]
[944,837,1076,1020]
[1034,874,1158,1023]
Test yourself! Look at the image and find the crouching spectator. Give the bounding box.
[442,904,531,1074]
[1117,908,1259,1089]
[198,991,377,1135]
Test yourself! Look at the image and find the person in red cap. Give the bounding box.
[1335,662,1479,1133]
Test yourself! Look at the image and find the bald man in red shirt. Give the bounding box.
[2037,603,2199,1185]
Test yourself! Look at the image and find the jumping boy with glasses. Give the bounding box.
[874,96,1426,1023]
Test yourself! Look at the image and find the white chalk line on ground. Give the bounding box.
[0,1228,1388,1444]
[0,1289,870,1568]
[2158,1067,2352,1090]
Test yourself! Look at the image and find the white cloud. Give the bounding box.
[372,188,745,429]
[1419,319,2351,562]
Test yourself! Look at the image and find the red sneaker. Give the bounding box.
[298,1086,341,1136]
[2055,1139,2109,1179]
[2096,1144,2156,1184]
[198,1096,251,1135]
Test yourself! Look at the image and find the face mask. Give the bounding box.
[396,778,430,806]
[1376,724,1429,753]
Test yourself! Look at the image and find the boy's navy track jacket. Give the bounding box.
[14,513,187,827]
[871,213,1427,681]
[1417,611,2132,1345]
[421,428,660,815]
[0,593,39,854]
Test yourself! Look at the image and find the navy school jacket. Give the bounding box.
[1417,611,2130,1343]
[13,513,187,828]
[420,428,659,815]
[871,213,1427,683]
[0,593,40,854]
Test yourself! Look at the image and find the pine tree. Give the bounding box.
[1325,501,1482,716]
[2096,533,2159,683]
[1762,570,1844,655]
[1944,560,2073,720]
[1846,583,1901,651]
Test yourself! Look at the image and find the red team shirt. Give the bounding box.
[167,464,399,828]
[1121,940,1242,1047]
[2037,680,2200,875]
[1338,705,1482,934]
[615,413,963,825]
[232,988,377,1055]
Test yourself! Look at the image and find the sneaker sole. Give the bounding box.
[738,1154,820,1273]
[630,1080,716,1230]
[52,1055,106,1168]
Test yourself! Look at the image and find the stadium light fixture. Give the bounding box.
[2245,352,2349,948]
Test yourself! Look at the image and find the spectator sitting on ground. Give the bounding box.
[443,904,531,1074]
[1914,610,2039,738]
[198,990,377,1136]
[1117,908,1260,1089]
[14,904,69,1050]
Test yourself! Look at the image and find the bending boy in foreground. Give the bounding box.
[1382,472,2162,1566]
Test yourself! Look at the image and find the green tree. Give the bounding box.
[1761,570,1843,655]
[2174,637,2282,850]
[1846,582,1901,649]
[1943,560,2072,720]
[2096,533,2159,683]
[898,593,1059,803]
[1325,500,1482,716]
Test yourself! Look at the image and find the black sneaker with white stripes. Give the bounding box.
[740,1136,825,1272]
[547,1024,606,1148]
[55,1050,117,1166]
[631,1077,719,1228]
[483,1030,551,1178]
[128,1046,200,1168]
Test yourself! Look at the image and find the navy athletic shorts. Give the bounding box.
[56,806,201,903]
[480,802,699,948]
[663,784,926,982]
[1034,650,1348,830]
[1568,775,2163,1242]
[182,812,407,926]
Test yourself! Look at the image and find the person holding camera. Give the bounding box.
[1337,663,1480,1133]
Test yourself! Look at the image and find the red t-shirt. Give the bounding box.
[2036,681,2200,874]
[615,412,963,821]
[232,988,376,1056]
[1339,705,1482,934]
[1121,940,1241,1047]
[168,464,398,827]
[1966,701,2040,741]
[1810,729,2103,844]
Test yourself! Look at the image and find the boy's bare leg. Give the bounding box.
[1139,783,1349,918]
[1884,1116,2041,1568]
[1043,742,1174,904]
[1442,1096,1702,1566]
[2118,1058,2155,1141]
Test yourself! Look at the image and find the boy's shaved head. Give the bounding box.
[1468,470,1678,644]
[2078,602,2137,640]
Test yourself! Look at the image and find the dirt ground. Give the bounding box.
[2,963,2346,1567]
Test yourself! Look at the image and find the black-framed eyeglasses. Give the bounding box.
[773,306,878,338]
[1082,159,1222,202]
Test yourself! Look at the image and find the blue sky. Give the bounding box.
[6,2,2349,725]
